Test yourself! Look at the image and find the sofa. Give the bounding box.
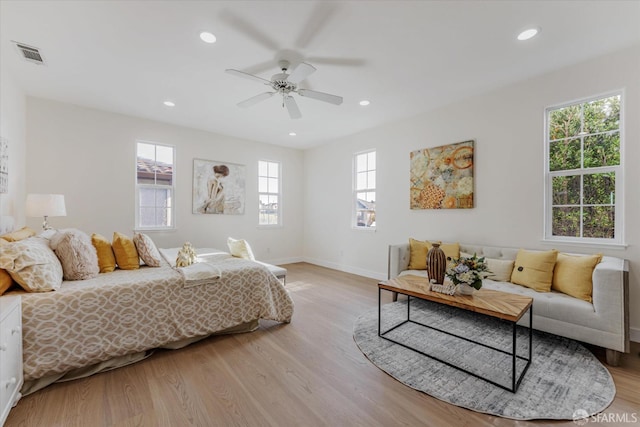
[388,242,630,366]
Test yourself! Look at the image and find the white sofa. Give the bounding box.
[388,243,630,365]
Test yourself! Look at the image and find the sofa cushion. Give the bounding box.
[408,239,460,269]
[50,229,99,280]
[91,233,117,273]
[510,249,558,292]
[133,233,162,267]
[552,253,602,303]
[112,232,140,270]
[0,237,63,292]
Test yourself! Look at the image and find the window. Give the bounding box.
[258,160,280,226]
[354,150,376,229]
[136,141,175,230]
[545,93,622,243]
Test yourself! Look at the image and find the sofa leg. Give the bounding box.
[605,349,621,366]
[392,291,398,302]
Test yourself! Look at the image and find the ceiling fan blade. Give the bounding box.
[287,62,316,84]
[225,69,271,85]
[237,92,275,108]
[219,9,280,51]
[298,89,343,105]
[307,56,367,67]
[284,96,302,119]
[294,2,338,49]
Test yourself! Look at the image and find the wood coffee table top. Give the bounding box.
[380,275,533,322]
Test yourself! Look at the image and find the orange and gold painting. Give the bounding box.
[410,140,474,209]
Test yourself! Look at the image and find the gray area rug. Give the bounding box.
[353,299,615,420]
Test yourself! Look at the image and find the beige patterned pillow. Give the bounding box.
[133,233,162,267]
[0,237,63,292]
[50,229,99,280]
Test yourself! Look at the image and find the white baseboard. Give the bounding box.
[630,327,640,344]
[263,256,304,266]
[302,257,387,281]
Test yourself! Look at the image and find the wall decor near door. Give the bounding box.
[0,137,8,193]
[193,159,245,215]
[410,140,474,209]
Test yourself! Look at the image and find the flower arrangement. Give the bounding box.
[445,254,491,290]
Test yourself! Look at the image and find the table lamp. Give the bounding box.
[25,194,67,230]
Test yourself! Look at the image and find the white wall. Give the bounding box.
[25,98,304,264]
[303,45,640,339]
[0,62,27,223]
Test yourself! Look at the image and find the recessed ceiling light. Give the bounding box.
[359,100,371,106]
[200,31,217,44]
[289,132,297,136]
[517,27,540,41]
[163,101,175,107]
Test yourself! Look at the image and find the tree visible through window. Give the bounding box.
[354,150,376,228]
[545,93,622,242]
[136,141,175,229]
[258,160,280,226]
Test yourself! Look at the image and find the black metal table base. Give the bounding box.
[378,288,533,393]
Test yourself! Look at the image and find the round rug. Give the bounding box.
[353,299,615,420]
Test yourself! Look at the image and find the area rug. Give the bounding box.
[353,299,615,420]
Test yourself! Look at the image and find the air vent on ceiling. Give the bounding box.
[12,41,45,65]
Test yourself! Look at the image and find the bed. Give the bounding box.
[5,245,293,394]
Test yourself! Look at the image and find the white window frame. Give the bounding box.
[353,149,376,230]
[135,140,176,231]
[258,160,282,227]
[543,91,624,246]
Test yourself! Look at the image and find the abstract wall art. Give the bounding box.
[193,159,245,215]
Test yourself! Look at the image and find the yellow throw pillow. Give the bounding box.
[91,233,117,273]
[0,226,37,242]
[0,268,13,295]
[510,249,558,292]
[552,253,602,302]
[112,232,140,270]
[440,242,460,262]
[408,238,431,270]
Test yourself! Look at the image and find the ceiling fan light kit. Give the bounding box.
[226,60,343,119]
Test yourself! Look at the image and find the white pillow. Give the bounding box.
[227,237,255,261]
[486,258,515,282]
[133,233,162,267]
[0,237,63,291]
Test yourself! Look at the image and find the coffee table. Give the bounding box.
[378,275,533,392]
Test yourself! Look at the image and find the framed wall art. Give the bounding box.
[193,158,245,215]
[410,140,474,209]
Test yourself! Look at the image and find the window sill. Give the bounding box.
[352,226,376,232]
[134,227,177,233]
[540,238,627,251]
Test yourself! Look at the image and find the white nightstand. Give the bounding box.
[0,296,22,426]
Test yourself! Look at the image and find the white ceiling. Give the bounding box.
[1,1,639,149]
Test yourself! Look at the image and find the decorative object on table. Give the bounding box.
[429,280,456,295]
[354,299,615,420]
[410,140,474,209]
[446,253,490,294]
[426,243,447,284]
[176,242,197,267]
[25,194,67,230]
[0,136,8,193]
[193,158,245,215]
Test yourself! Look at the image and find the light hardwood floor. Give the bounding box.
[6,263,640,426]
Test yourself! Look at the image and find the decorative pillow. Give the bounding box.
[0,268,13,295]
[0,226,37,242]
[552,253,602,302]
[227,237,255,261]
[486,258,515,282]
[133,233,162,267]
[50,229,99,281]
[0,237,63,292]
[112,232,140,270]
[510,249,558,292]
[408,239,460,270]
[91,233,117,273]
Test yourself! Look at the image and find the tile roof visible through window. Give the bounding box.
[136,157,172,184]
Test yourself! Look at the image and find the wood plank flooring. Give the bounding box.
[5,263,640,427]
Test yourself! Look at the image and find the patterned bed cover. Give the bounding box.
[16,251,293,381]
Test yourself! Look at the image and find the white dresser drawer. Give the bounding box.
[0,296,22,427]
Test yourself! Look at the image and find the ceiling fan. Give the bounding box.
[225,60,343,119]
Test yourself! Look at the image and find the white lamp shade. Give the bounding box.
[25,194,67,217]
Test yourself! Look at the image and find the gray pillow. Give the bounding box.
[50,229,99,280]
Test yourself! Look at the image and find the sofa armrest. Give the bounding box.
[592,257,630,352]
[388,243,411,279]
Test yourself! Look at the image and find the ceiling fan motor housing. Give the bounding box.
[271,72,296,94]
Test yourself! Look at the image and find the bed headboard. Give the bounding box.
[0,215,15,234]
